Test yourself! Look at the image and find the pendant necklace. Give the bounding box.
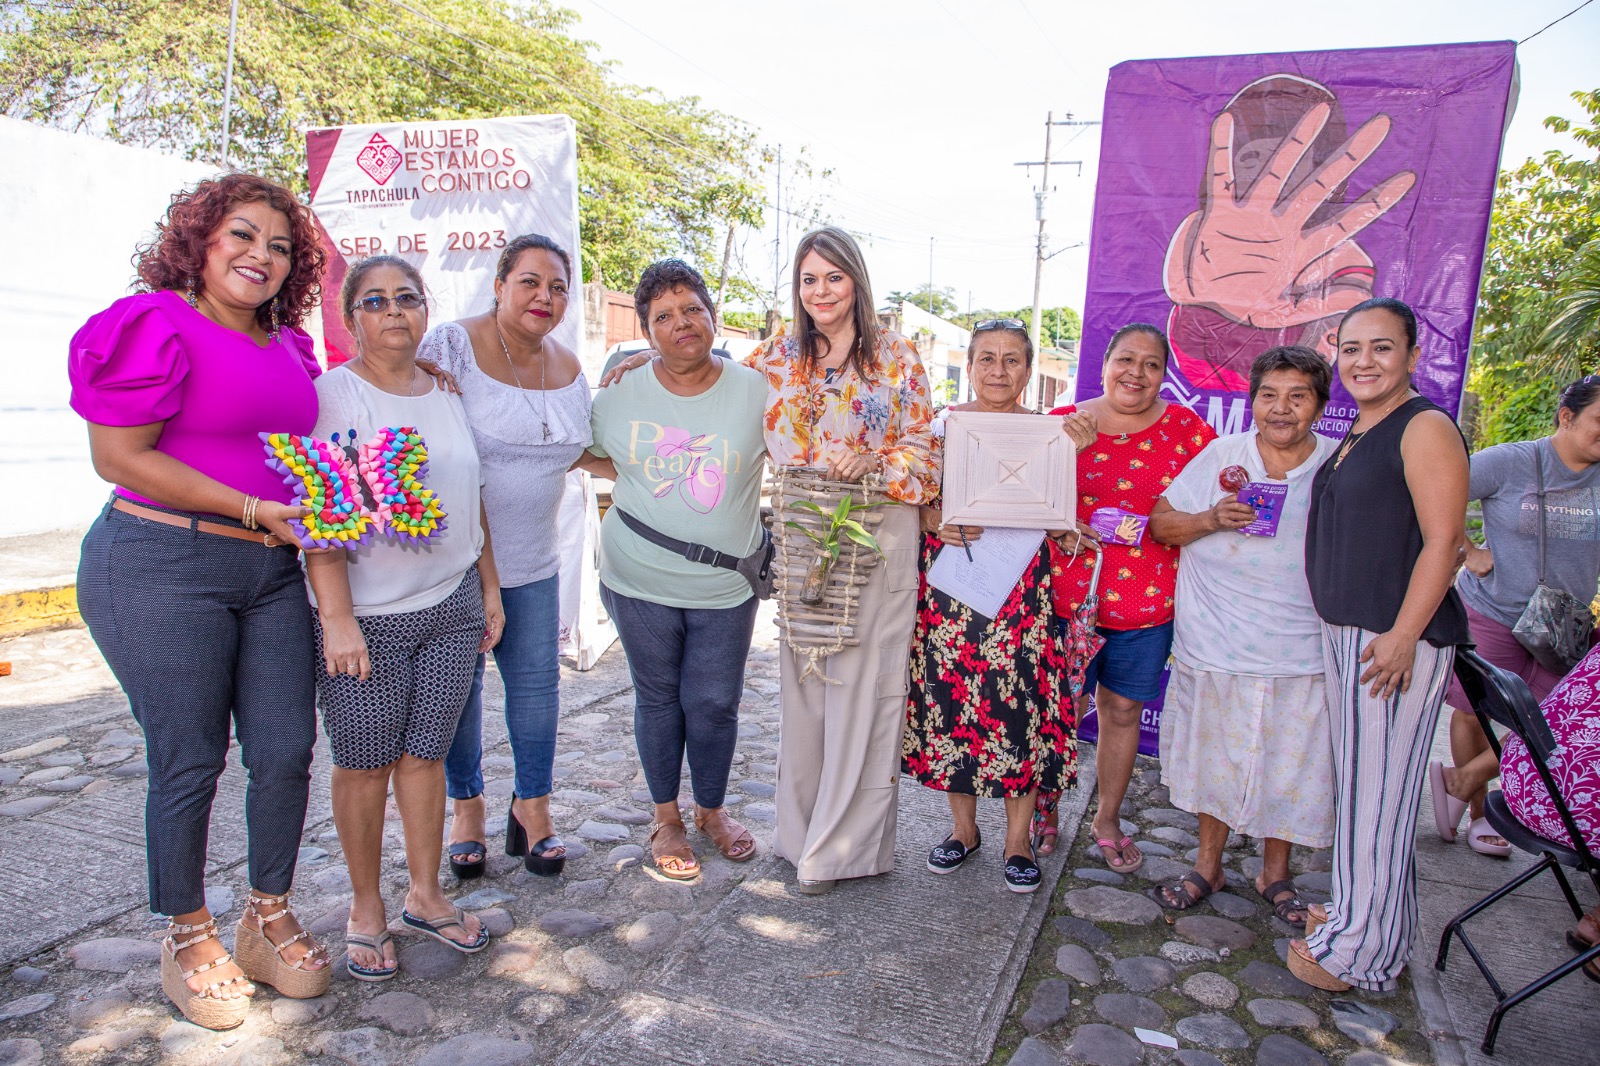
[1335,392,1409,470]
[495,319,552,442]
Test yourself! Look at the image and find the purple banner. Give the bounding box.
[1076,41,1517,438]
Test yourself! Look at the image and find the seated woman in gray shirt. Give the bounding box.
[1430,376,1600,856]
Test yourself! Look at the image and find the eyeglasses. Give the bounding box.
[973,318,1026,332]
[353,293,427,313]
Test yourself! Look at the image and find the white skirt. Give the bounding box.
[1158,661,1335,848]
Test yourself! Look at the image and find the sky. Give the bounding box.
[560,0,1600,320]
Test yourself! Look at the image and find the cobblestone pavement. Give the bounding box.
[0,610,1072,1064]
[4,614,1597,1065]
[991,766,1437,1066]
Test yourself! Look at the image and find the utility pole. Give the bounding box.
[928,237,934,320]
[220,0,239,167]
[1015,112,1098,406]
[772,144,782,315]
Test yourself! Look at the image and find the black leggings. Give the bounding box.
[77,500,317,916]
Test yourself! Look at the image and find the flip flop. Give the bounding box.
[400,906,490,954]
[1150,869,1214,911]
[344,927,398,982]
[1095,835,1143,875]
[1256,878,1311,928]
[1467,817,1511,857]
[1429,761,1467,843]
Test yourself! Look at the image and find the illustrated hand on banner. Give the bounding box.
[1163,81,1417,389]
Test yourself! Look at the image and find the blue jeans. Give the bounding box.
[444,574,560,801]
[599,583,757,809]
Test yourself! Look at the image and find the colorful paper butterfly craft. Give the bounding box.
[261,427,447,549]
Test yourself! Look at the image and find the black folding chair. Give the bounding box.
[1434,648,1600,1054]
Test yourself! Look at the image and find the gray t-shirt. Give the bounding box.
[1457,437,1600,628]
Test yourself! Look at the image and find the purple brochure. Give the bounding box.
[1236,482,1286,537]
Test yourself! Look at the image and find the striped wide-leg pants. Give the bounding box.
[1307,623,1454,992]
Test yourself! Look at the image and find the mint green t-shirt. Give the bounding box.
[589,360,768,609]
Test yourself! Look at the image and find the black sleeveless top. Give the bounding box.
[1305,395,1470,648]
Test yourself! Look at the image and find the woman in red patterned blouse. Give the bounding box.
[1048,324,1216,872]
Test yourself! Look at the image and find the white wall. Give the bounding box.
[0,119,211,536]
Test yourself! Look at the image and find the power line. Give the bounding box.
[1521,0,1595,43]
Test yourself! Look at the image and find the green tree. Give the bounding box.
[1470,89,1600,445]
[0,0,769,289]
[886,284,957,319]
[958,305,1081,347]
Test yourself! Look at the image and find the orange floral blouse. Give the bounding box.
[742,327,940,505]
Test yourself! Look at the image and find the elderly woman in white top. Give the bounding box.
[306,256,502,978]
[421,234,592,880]
[1145,345,1338,925]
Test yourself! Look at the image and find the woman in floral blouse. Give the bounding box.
[745,226,939,895]
[1047,323,1216,873]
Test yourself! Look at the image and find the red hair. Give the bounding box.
[135,173,326,332]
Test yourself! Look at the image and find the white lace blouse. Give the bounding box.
[417,321,591,588]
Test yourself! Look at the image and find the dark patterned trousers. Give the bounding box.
[77,500,318,916]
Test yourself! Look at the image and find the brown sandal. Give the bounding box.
[1257,878,1311,928]
[648,819,701,880]
[694,805,757,862]
[234,891,331,999]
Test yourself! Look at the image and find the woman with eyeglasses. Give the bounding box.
[1429,375,1600,857]
[903,319,1098,892]
[72,173,333,1028]
[304,255,503,981]
[418,235,591,883]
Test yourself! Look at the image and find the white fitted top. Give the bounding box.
[418,321,591,588]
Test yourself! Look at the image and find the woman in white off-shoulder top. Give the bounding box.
[418,234,592,881]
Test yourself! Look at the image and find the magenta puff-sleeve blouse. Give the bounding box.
[68,289,321,508]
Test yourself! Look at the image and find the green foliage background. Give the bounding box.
[1470,89,1600,446]
[0,0,771,295]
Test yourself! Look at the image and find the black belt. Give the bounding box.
[614,508,738,570]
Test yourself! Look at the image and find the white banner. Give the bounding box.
[306,114,582,362]
[305,114,616,668]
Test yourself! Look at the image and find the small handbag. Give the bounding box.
[1511,445,1594,674]
[613,508,774,600]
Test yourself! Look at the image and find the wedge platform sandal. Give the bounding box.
[234,891,331,999]
[160,917,251,1030]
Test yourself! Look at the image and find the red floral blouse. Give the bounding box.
[1049,402,1216,630]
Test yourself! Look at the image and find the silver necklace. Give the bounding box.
[495,319,552,442]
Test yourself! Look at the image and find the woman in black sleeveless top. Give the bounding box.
[1292,297,1470,993]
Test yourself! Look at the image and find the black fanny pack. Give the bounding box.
[614,508,774,600]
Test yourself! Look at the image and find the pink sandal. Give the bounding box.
[1095,835,1143,874]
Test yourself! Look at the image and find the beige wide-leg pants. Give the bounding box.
[774,502,920,882]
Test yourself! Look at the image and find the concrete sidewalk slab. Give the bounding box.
[1413,719,1600,1066]
[558,781,1090,1066]
[0,528,86,637]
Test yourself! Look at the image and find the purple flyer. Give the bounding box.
[1236,482,1287,537]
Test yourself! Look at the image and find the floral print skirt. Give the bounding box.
[903,536,1077,798]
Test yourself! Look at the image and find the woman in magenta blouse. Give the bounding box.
[70,174,333,1029]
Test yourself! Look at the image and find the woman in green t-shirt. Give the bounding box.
[582,259,769,881]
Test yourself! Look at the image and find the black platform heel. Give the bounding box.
[505,800,566,877]
[525,835,566,878]
[504,800,528,857]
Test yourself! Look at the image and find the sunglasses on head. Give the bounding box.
[973,318,1026,333]
[354,293,427,313]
